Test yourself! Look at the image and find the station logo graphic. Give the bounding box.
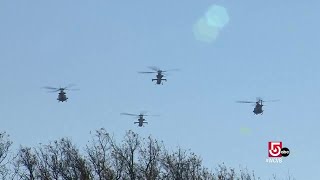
[266,141,290,163]
[268,141,282,157]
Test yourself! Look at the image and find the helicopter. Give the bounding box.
[43,84,79,102]
[120,112,159,127]
[139,66,179,85]
[236,98,279,115]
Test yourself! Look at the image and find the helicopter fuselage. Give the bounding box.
[253,103,263,115]
[57,91,68,102]
[152,73,167,85]
[135,117,147,127]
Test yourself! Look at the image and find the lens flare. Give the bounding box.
[193,17,220,43]
[205,5,229,28]
[193,4,229,43]
[240,127,251,135]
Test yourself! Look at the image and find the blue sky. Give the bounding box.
[1,0,319,179]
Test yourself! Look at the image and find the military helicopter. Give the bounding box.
[43,84,79,102]
[120,112,159,127]
[139,66,179,85]
[236,98,279,115]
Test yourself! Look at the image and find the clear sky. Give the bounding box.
[1,0,319,179]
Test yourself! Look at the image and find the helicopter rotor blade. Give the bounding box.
[138,71,157,74]
[236,101,256,104]
[262,99,280,103]
[121,113,139,116]
[64,84,76,89]
[140,110,149,115]
[66,88,80,91]
[148,66,160,71]
[43,86,59,90]
[47,90,60,93]
[162,68,180,72]
[143,114,160,117]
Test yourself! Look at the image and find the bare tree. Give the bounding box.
[0,132,13,179]
[2,129,296,180]
[213,164,262,180]
[36,138,91,179]
[238,166,258,180]
[137,136,162,180]
[86,128,118,180]
[215,163,236,180]
[161,148,214,180]
[15,146,37,180]
[111,130,140,180]
[15,138,91,180]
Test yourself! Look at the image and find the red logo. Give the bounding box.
[268,141,282,157]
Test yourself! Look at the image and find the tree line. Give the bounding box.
[0,129,294,180]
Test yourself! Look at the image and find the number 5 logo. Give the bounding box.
[268,142,282,157]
